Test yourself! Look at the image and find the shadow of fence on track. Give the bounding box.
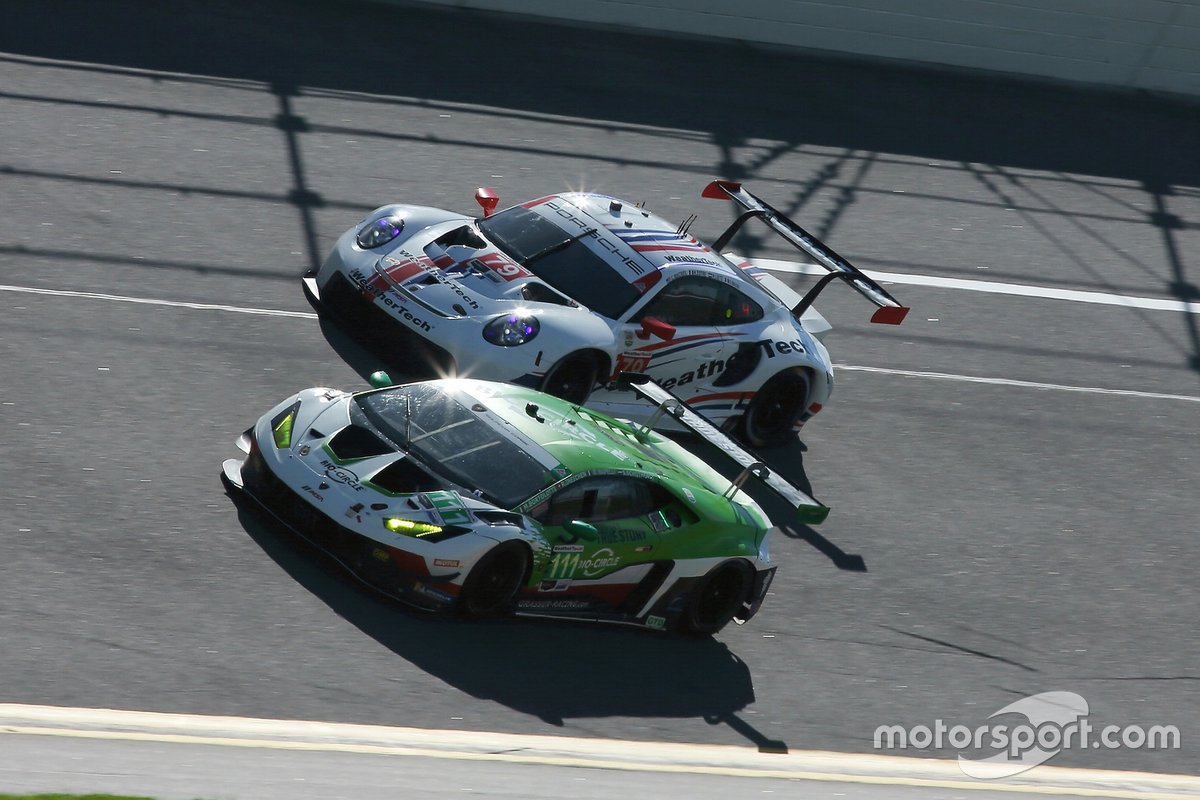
[3,0,1197,374]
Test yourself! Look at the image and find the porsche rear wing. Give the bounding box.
[702,180,909,325]
[615,372,829,525]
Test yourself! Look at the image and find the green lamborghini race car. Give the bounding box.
[222,373,827,634]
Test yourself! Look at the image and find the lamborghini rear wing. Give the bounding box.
[702,180,909,325]
[615,372,829,525]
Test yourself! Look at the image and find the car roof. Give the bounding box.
[523,192,772,295]
[431,378,705,484]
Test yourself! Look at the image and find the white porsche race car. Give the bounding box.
[304,181,908,445]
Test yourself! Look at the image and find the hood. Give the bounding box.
[370,219,582,319]
[279,395,501,530]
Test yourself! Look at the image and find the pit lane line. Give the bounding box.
[1,705,1196,799]
[3,281,1199,405]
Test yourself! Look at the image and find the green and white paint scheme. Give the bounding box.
[223,374,827,634]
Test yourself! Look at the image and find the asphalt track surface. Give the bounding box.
[1,0,1197,784]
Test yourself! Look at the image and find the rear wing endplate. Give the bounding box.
[615,373,829,525]
[703,180,909,325]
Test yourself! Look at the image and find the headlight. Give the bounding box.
[384,517,443,537]
[482,313,540,346]
[270,401,301,449]
[356,214,405,249]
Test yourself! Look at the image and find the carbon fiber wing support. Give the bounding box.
[702,180,909,325]
[615,372,830,525]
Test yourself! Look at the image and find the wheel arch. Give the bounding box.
[739,365,815,447]
[539,348,611,403]
[675,557,757,635]
[563,347,610,378]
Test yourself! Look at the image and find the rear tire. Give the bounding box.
[678,560,753,635]
[741,370,809,447]
[458,541,529,619]
[540,352,599,405]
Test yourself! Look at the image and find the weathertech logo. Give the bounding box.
[347,268,433,332]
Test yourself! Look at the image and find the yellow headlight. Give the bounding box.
[271,403,299,449]
[384,518,443,537]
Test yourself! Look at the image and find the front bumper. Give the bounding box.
[735,566,776,624]
[305,270,459,376]
[222,443,458,611]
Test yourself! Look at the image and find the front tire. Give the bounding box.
[458,541,529,619]
[678,560,753,635]
[540,352,599,405]
[741,369,809,447]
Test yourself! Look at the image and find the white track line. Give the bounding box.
[4,282,1198,404]
[1,705,1197,799]
[0,283,317,319]
[757,259,1200,315]
[835,364,1200,403]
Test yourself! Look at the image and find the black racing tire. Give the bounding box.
[457,541,530,619]
[540,352,600,405]
[740,369,810,448]
[678,560,754,635]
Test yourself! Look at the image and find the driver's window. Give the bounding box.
[635,277,719,326]
[538,476,647,525]
[636,277,763,326]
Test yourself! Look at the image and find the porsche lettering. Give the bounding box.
[545,201,643,274]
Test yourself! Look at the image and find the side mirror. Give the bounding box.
[637,316,676,341]
[368,371,394,388]
[563,520,600,542]
[475,187,500,218]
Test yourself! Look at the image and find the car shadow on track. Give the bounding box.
[316,318,436,382]
[304,291,449,385]
[227,495,789,751]
[673,434,868,573]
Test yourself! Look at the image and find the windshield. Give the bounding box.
[355,384,554,508]
[478,206,642,318]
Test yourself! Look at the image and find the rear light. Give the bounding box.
[808,402,823,414]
